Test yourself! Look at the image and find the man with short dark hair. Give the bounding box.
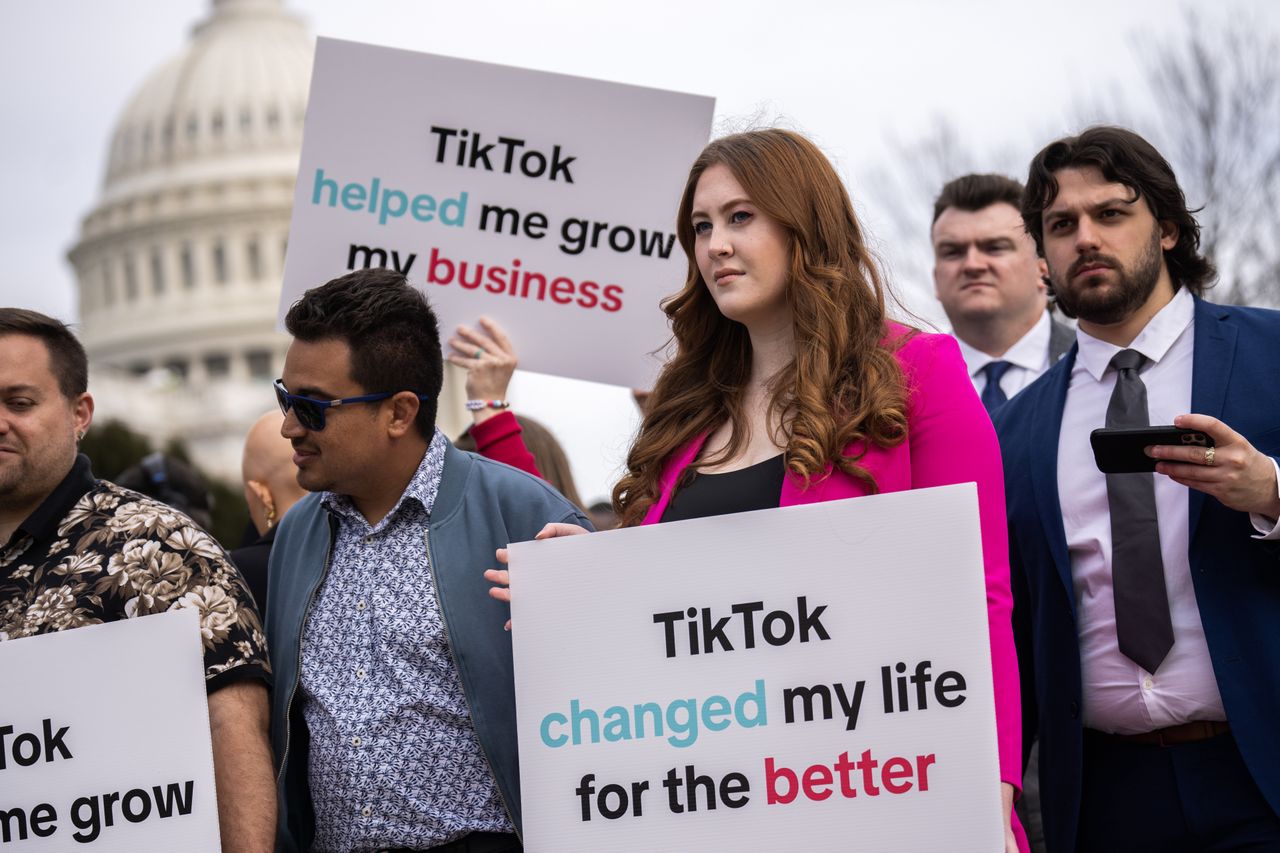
[932,173,1074,414]
[997,127,1280,851]
[0,307,276,852]
[267,269,590,852]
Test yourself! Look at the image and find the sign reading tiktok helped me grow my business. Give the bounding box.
[280,39,715,389]
[0,610,220,851]
[509,485,1004,852]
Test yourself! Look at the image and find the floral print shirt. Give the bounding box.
[0,454,270,692]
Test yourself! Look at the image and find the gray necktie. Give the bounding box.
[1106,349,1174,673]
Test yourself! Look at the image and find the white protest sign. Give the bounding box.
[280,39,715,389]
[0,609,220,851]
[510,484,1002,852]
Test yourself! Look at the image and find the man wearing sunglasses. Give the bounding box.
[266,268,590,853]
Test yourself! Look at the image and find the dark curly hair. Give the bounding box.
[1022,126,1216,294]
[285,268,443,437]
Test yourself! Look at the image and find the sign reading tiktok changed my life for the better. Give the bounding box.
[509,484,1003,852]
[279,38,715,389]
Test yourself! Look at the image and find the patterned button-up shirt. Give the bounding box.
[0,454,270,690]
[300,431,512,852]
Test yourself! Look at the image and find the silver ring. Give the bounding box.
[1204,446,1216,466]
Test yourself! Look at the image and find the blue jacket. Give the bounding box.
[995,297,1280,852]
[265,442,591,852]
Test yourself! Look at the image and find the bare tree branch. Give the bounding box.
[862,8,1280,310]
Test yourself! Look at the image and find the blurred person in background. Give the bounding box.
[447,317,542,479]
[932,174,1073,416]
[585,499,618,531]
[115,451,215,532]
[230,409,307,615]
[455,414,584,511]
[933,174,1060,849]
[448,317,585,509]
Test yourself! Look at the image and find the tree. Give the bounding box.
[81,418,250,549]
[80,419,152,481]
[863,9,1280,310]
[1078,10,1280,307]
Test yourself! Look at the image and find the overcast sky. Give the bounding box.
[2,0,1276,500]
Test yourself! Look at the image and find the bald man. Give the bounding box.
[232,410,307,615]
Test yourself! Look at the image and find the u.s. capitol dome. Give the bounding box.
[66,0,465,479]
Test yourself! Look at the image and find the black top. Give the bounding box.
[230,525,276,620]
[661,453,785,523]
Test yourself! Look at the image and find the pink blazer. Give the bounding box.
[641,327,1023,794]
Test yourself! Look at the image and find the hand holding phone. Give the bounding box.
[1090,426,1214,474]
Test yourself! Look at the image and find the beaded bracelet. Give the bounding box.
[465,399,512,411]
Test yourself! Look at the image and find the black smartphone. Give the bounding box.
[1090,426,1215,474]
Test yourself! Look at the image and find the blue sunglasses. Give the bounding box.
[274,379,428,431]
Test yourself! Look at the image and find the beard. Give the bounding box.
[1048,227,1163,325]
[0,440,73,515]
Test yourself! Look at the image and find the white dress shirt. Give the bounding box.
[957,310,1052,401]
[1057,287,1280,734]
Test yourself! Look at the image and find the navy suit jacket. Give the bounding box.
[994,296,1280,852]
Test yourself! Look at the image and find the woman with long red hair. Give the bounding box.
[491,129,1024,850]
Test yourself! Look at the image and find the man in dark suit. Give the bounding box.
[932,173,1074,416]
[996,126,1280,852]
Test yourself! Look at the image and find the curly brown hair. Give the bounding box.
[612,129,910,527]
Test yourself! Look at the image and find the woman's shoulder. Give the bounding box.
[881,322,961,369]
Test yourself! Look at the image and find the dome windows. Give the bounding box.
[150,247,166,295]
[102,262,117,307]
[204,353,231,379]
[123,255,139,302]
[163,358,190,381]
[246,349,273,380]
[211,240,228,284]
[69,0,311,406]
[180,244,196,289]
[246,237,263,281]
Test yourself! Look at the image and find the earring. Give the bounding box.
[75,431,85,442]
[265,503,277,530]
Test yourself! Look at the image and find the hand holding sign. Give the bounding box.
[506,486,1004,852]
[488,522,591,629]
[280,40,714,389]
[449,317,519,424]
[0,611,220,850]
